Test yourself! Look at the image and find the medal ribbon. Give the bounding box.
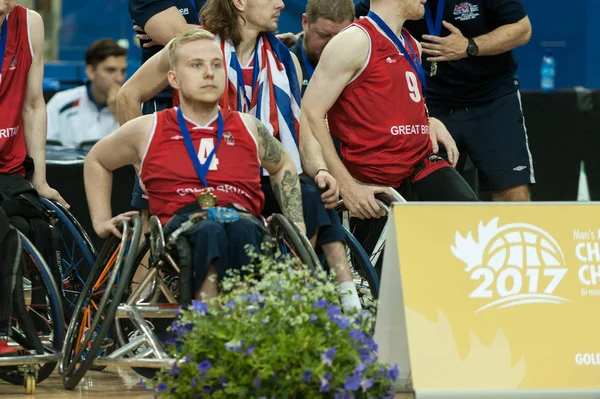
[177,107,224,188]
[367,11,426,92]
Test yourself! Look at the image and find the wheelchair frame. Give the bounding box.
[0,231,64,394]
[60,210,321,389]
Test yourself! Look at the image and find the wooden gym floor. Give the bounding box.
[0,368,416,398]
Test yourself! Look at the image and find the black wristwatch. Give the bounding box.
[467,37,479,57]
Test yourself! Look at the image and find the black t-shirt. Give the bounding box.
[404,0,527,107]
[129,0,205,103]
[289,35,314,97]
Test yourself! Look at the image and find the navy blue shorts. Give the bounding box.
[164,213,263,294]
[261,175,344,247]
[131,98,173,210]
[429,91,535,191]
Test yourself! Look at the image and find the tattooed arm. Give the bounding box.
[242,115,306,234]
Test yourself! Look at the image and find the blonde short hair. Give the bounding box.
[167,28,216,69]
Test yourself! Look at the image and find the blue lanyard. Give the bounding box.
[424,0,445,39]
[299,41,314,79]
[177,107,224,188]
[230,40,260,111]
[0,19,8,89]
[367,11,425,92]
[189,0,200,24]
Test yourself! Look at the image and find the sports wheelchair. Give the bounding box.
[60,209,321,389]
[0,230,64,394]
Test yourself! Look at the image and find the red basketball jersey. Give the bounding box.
[327,18,433,188]
[140,108,264,224]
[0,5,33,176]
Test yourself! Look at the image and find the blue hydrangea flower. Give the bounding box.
[192,300,208,315]
[192,377,199,388]
[322,347,337,366]
[139,378,147,389]
[319,377,331,392]
[198,360,212,373]
[312,299,328,309]
[309,314,318,322]
[333,316,350,330]
[344,374,361,391]
[386,364,399,381]
[349,329,367,342]
[327,305,342,318]
[361,378,374,391]
[219,375,228,385]
[173,322,194,338]
[202,385,212,393]
[254,376,261,388]
[170,365,180,376]
[244,345,256,356]
[303,370,312,382]
[225,339,243,352]
[183,354,192,364]
[362,336,378,352]
[354,362,368,377]
[157,383,167,392]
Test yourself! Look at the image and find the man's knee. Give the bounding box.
[491,185,530,202]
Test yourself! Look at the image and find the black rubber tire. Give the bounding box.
[61,216,142,390]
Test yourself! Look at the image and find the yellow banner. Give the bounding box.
[394,204,600,391]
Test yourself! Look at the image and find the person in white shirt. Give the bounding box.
[46,39,127,149]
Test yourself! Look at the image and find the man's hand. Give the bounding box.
[429,118,459,167]
[134,24,161,48]
[34,182,69,209]
[340,181,390,220]
[276,32,300,47]
[314,170,339,209]
[421,21,469,62]
[107,83,121,118]
[94,211,139,239]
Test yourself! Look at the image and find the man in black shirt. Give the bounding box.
[289,0,354,96]
[125,0,205,210]
[406,0,534,201]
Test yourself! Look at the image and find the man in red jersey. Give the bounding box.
[302,0,478,220]
[0,0,65,206]
[118,0,364,312]
[0,0,67,357]
[85,29,304,300]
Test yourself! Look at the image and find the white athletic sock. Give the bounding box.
[338,281,361,313]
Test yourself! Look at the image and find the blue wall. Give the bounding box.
[50,0,592,90]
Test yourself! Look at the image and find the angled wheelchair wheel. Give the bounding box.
[0,232,64,386]
[40,199,97,314]
[268,214,320,271]
[341,227,379,312]
[60,215,142,390]
[336,193,394,277]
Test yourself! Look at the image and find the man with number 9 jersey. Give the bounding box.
[302,0,477,223]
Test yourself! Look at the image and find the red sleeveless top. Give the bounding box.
[140,108,264,224]
[0,5,33,176]
[327,17,433,187]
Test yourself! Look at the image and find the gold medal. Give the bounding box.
[196,189,218,209]
[431,61,438,77]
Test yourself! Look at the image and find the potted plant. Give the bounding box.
[143,249,399,398]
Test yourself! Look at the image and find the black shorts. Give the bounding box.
[430,91,535,191]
